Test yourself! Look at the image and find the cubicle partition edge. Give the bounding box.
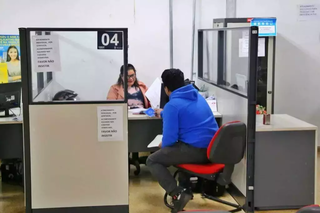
[20,28,129,213]
[197,26,259,213]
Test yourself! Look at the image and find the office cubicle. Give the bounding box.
[20,28,129,213]
[197,26,259,212]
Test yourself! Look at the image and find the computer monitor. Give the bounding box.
[159,80,199,109]
[0,82,21,117]
[160,83,169,109]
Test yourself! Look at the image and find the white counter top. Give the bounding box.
[128,111,222,120]
[0,108,23,125]
[256,114,317,132]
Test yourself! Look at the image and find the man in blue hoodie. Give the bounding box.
[146,69,219,212]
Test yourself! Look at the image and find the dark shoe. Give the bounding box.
[171,189,192,213]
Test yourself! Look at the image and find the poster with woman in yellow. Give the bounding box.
[0,35,21,83]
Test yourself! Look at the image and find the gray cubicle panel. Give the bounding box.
[20,28,129,213]
[254,117,317,210]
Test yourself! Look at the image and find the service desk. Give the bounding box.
[128,111,222,153]
[0,108,23,159]
[254,114,317,210]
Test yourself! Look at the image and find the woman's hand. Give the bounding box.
[159,141,162,148]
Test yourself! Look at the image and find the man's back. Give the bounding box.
[161,84,219,148]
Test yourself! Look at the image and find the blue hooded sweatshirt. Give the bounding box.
[160,84,219,148]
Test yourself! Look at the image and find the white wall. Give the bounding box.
[173,0,226,80]
[0,0,228,95]
[0,0,170,90]
[237,0,320,145]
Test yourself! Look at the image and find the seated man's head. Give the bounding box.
[161,69,185,96]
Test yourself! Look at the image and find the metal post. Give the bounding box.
[169,0,173,68]
[190,0,197,80]
[246,26,259,213]
[226,0,237,18]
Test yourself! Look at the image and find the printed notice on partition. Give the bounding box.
[298,4,320,21]
[239,37,266,57]
[32,34,61,72]
[97,106,123,142]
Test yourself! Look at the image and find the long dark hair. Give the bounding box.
[117,63,139,88]
[6,46,20,62]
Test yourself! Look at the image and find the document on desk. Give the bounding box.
[147,135,162,148]
[128,108,146,114]
[145,78,162,109]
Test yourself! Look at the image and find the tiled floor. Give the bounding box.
[1,155,319,213]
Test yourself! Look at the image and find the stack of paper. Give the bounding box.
[147,135,162,148]
[145,78,162,108]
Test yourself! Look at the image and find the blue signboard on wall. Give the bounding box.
[250,18,277,37]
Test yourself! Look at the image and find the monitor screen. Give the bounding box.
[159,80,199,109]
[0,82,21,117]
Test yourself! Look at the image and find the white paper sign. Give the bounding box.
[206,100,217,112]
[145,78,162,108]
[298,4,320,21]
[97,106,123,142]
[239,38,249,58]
[239,38,266,58]
[236,73,247,91]
[258,38,266,57]
[258,26,276,35]
[242,31,249,39]
[32,34,61,72]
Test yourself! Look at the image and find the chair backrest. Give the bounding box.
[207,121,246,165]
[297,205,320,213]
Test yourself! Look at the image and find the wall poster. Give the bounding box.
[0,35,21,83]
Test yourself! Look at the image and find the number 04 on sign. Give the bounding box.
[97,31,123,50]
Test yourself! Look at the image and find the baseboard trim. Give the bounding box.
[32,205,129,213]
[255,205,304,211]
[227,182,246,207]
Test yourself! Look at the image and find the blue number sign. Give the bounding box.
[250,18,277,37]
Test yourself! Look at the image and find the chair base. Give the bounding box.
[163,170,243,213]
[202,192,243,212]
[129,153,151,176]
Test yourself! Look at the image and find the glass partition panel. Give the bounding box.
[225,28,250,94]
[29,30,126,103]
[198,27,252,97]
[202,31,218,83]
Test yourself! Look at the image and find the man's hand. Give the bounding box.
[155,108,163,117]
[159,141,162,148]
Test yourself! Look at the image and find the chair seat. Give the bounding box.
[177,163,225,175]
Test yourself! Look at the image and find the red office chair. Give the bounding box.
[297,205,320,213]
[164,121,246,212]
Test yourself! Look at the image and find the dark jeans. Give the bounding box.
[146,142,208,196]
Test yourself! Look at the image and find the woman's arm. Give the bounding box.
[139,82,151,108]
[107,86,118,100]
